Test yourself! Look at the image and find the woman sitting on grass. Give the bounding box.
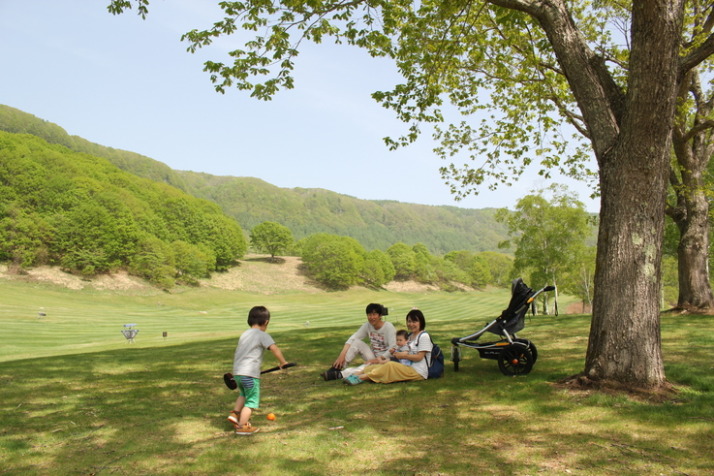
[343,308,432,385]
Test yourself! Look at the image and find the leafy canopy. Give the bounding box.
[106,0,609,198]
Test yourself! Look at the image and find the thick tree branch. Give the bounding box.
[683,119,714,142]
[487,0,621,158]
[680,32,714,75]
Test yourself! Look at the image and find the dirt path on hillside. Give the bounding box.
[200,255,319,294]
[0,264,148,291]
[0,255,433,294]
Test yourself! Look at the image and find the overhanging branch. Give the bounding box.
[680,32,714,75]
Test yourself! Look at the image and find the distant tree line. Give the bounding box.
[250,221,515,291]
[249,187,598,295]
[248,188,606,308]
[1,129,519,292]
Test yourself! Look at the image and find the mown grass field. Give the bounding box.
[0,276,712,475]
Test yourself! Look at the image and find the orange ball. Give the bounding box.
[266,413,276,421]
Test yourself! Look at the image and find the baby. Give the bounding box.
[388,329,412,366]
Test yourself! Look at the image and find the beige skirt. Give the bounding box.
[363,361,424,383]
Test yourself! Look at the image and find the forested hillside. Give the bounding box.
[0,131,246,287]
[0,105,508,253]
[178,172,505,252]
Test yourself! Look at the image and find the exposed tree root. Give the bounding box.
[555,374,679,403]
[661,306,714,316]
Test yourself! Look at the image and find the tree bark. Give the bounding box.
[668,69,714,312]
[497,0,681,389]
[583,1,684,387]
[515,0,685,388]
[670,183,714,311]
[586,147,668,386]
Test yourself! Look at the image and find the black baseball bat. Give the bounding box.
[261,362,297,374]
[224,363,298,390]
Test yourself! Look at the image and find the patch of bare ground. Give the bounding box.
[0,264,148,291]
[200,255,447,294]
[554,374,679,403]
[383,280,440,293]
[0,255,444,294]
[200,255,321,294]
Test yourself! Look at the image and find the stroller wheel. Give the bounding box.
[514,339,538,364]
[497,344,534,376]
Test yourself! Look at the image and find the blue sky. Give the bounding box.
[0,0,598,212]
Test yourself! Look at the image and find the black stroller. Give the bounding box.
[451,278,555,376]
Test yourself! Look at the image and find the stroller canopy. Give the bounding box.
[488,278,534,335]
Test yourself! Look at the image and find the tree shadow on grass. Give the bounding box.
[243,256,286,264]
[1,322,712,475]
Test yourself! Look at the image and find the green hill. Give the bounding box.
[177,172,506,252]
[0,105,508,254]
[0,130,246,287]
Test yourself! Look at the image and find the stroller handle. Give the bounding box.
[527,285,556,303]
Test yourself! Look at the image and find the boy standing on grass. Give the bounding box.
[227,305,288,435]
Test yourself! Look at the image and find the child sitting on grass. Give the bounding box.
[226,305,288,435]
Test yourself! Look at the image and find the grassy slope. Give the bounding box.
[0,263,712,475]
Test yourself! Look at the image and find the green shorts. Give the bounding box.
[237,376,261,409]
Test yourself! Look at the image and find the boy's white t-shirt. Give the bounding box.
[232,328,275,378]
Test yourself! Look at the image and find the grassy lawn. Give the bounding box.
[0,280,712,475]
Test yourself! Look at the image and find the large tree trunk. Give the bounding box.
[583,1,684,388]
[669,69,714,312]
[507,0,691,389]
[672,190,714,311]
[523,0,685,389]
[586,149,668,386]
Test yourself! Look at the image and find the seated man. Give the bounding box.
[321,303,396,381]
